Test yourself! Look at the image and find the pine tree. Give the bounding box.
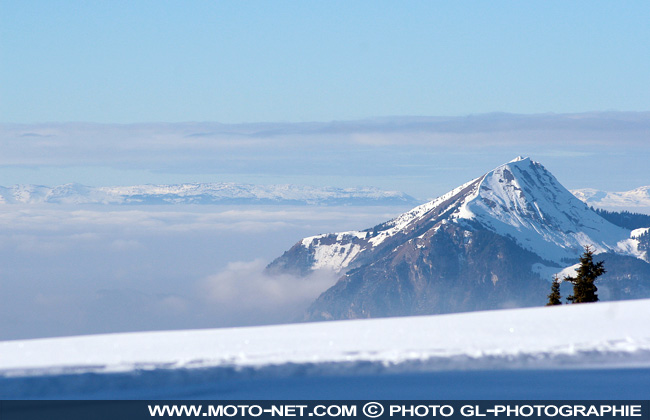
[546,275,562,306]
[565,245,605,304]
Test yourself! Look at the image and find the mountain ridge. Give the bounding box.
[267,157,650,320]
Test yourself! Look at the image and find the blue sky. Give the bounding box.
[1,2,650,197]
[2,1,649,123]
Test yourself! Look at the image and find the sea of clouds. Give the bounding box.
[0,204,401,340]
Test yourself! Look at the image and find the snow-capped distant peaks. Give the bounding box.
[572,186,650,213]
[0,183,419,207]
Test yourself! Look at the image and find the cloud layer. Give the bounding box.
[0,204,397,340]
[2,112,649,199]
[3,112,650,164]
[198,260,338,326]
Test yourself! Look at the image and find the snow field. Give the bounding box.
[2,298,649,378]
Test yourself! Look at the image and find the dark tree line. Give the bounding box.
[592,207,650,230]
[546,245,605,306]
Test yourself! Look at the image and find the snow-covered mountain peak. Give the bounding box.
[461,157,572,223]
[273,157,645,278]
[509,155,528,163]
[452,158,634,263]
[269,157,650,320]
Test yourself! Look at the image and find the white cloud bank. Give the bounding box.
[3,112,650,163]
[198,260,338,326]
[0,204,395,341]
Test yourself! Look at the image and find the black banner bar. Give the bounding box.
[0,400,648,420]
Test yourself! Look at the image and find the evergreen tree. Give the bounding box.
[546,275,562,306]
[565,245,605,304]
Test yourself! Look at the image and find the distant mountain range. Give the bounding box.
[572,187,650,212]
[0,183,419,206]
[268,157,650,320]
[5,180,650,211]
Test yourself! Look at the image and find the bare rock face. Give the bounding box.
[305,225,551,320]
[268,157,650,320]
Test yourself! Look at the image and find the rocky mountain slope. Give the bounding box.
[268,157,650,320]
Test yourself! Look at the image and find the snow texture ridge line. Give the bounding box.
[1,298,650,378]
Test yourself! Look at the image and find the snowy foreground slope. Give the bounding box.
[1,299,650,399]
